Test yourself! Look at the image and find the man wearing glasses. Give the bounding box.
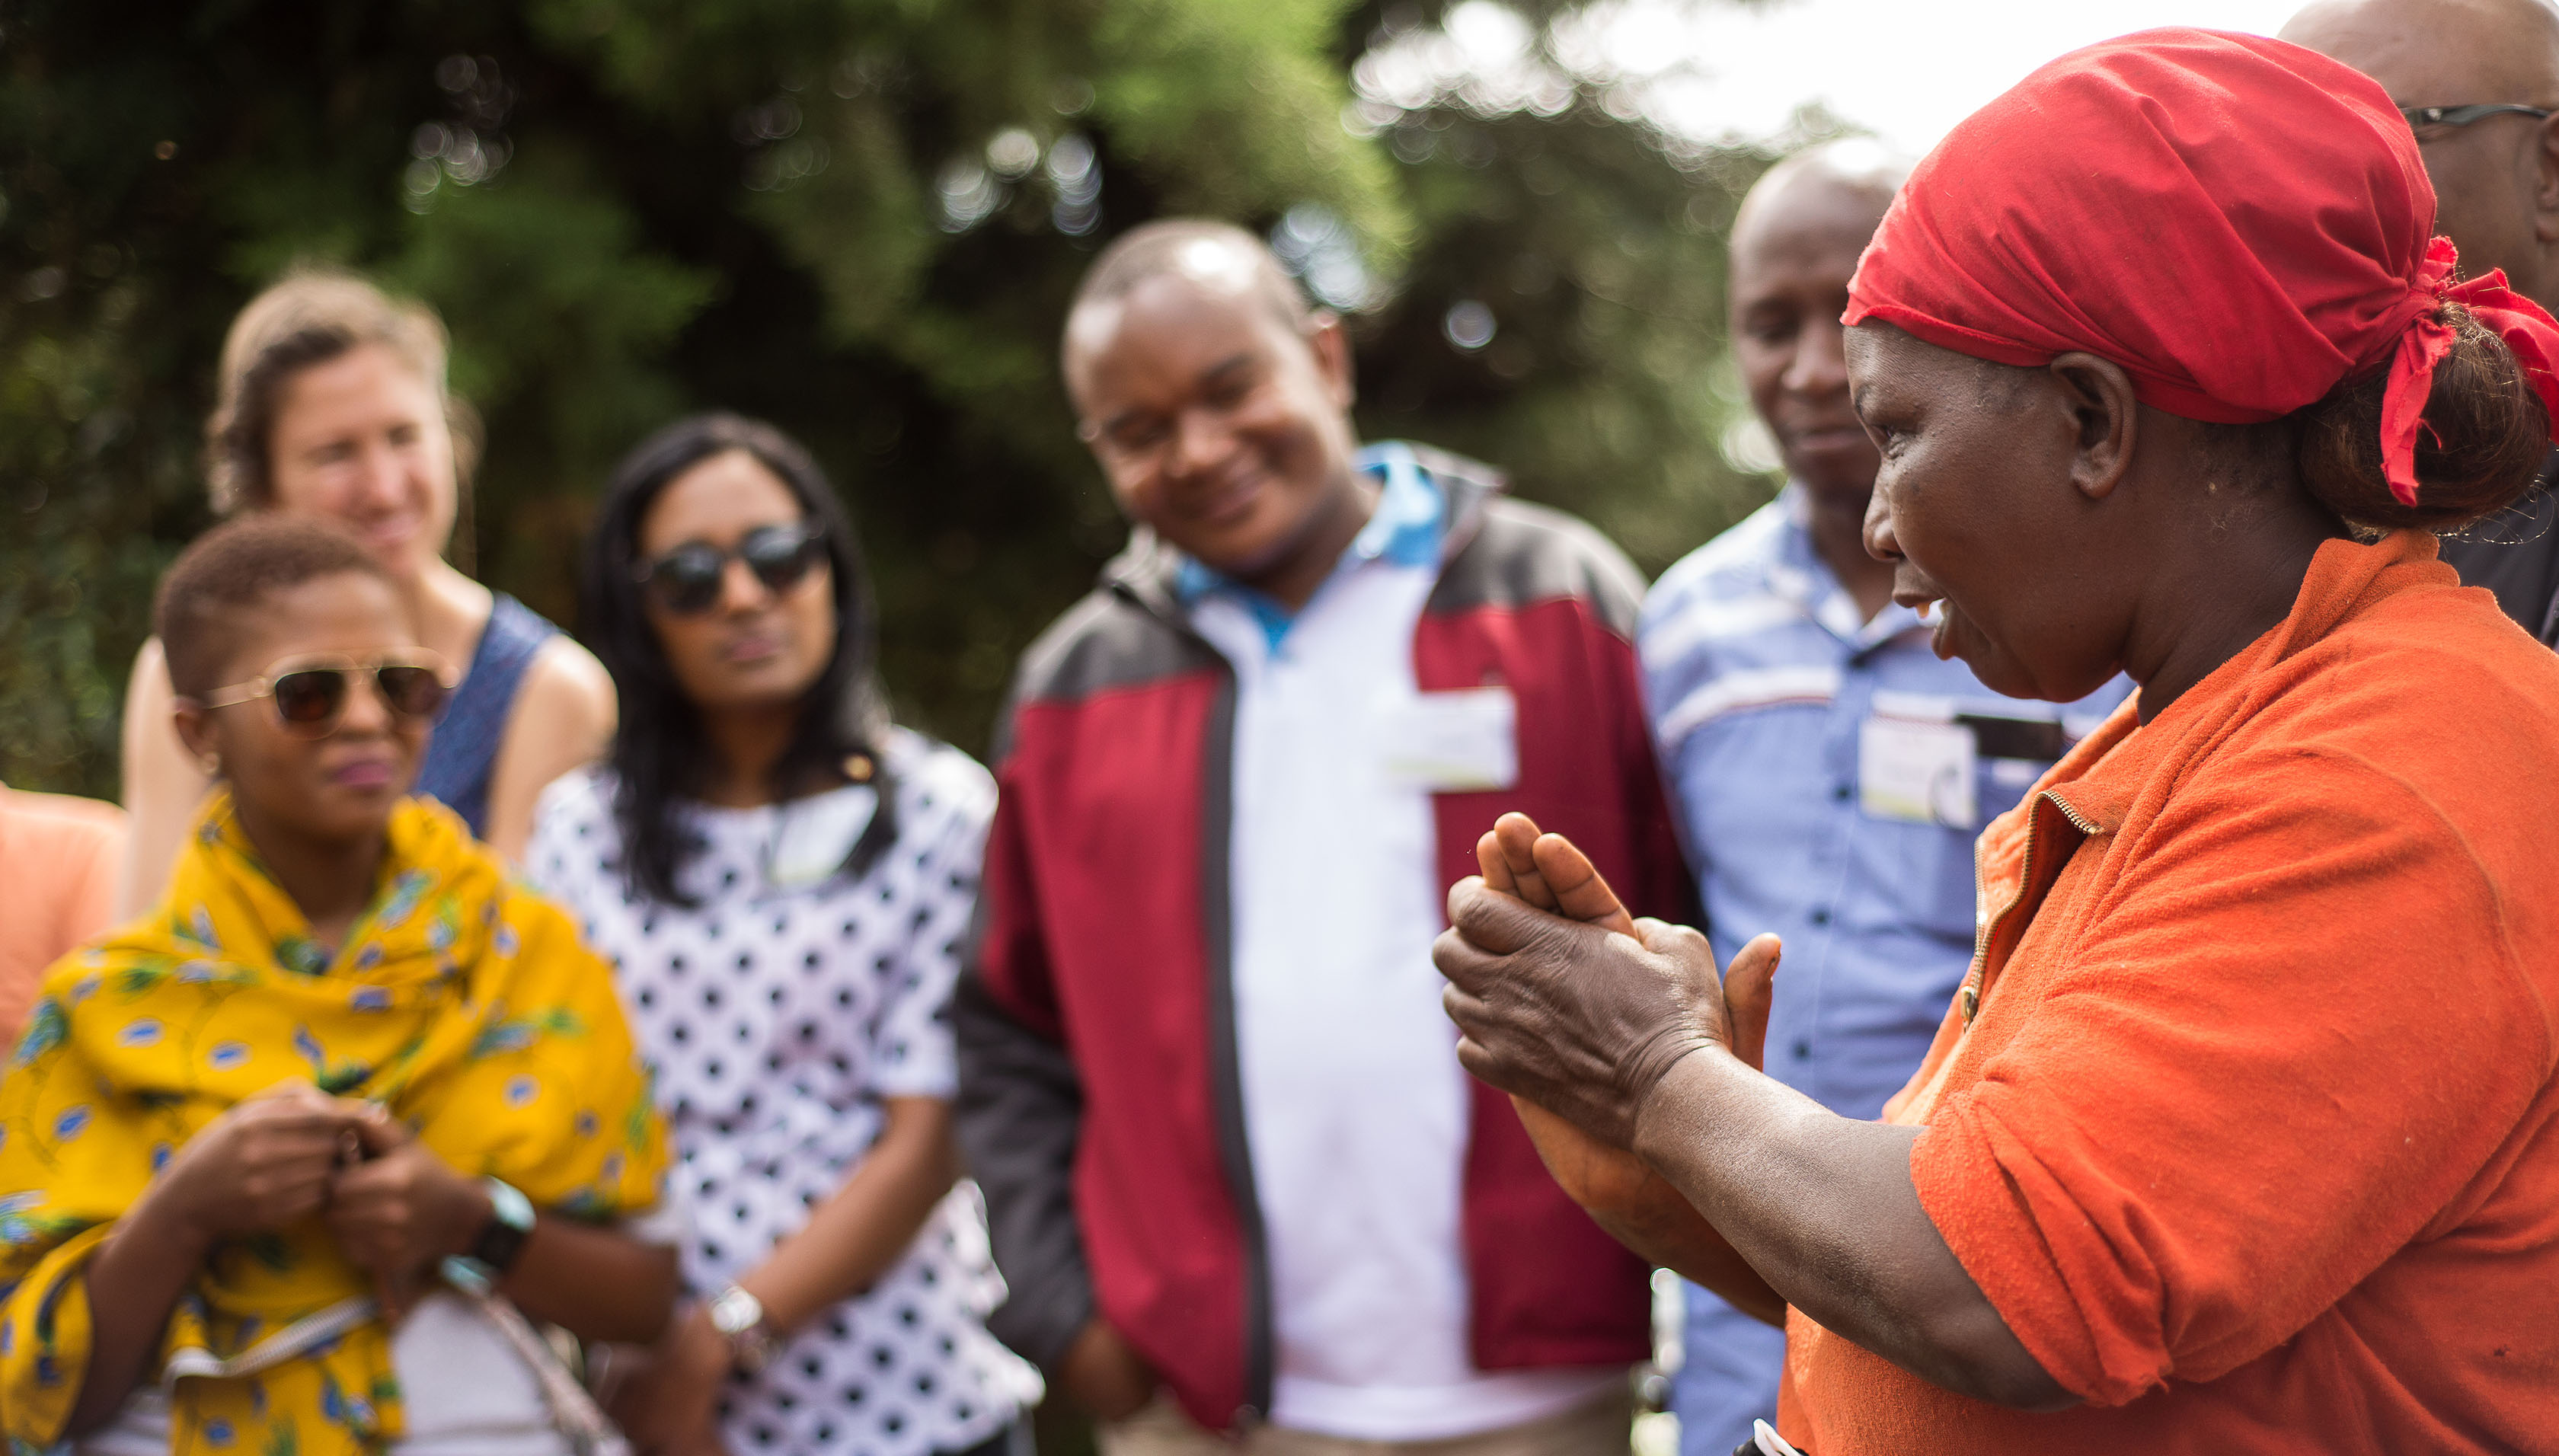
[2286,0,2559,644]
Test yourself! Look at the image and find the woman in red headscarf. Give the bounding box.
[1433,27,2559,1456]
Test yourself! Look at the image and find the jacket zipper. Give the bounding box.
[1959,788,2096,1025]
[1111,578,1276,1426]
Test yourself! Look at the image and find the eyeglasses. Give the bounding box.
[2400,104,2554,132]
[634,523,828,617]
[193,653,453,738]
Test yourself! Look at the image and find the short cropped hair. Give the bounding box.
[1067,219,1314,334]
[155,516,396,696]
[205,267,479,515]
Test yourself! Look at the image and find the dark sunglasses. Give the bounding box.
[634,522,828,616]
[2400,103,2554,131]
[194,653,452,738]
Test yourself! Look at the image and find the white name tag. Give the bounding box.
[1379,686,1519,792]
[1859,713,1977,829]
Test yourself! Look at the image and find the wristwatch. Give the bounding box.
[707,1283,781,1375]
[440,1177,536,1295]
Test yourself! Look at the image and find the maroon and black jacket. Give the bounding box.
[954,449,1696,1431]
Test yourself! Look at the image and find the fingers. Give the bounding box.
[1472,816,1634,937]
[1475,831,1516,896]
[1438,887,1547,962]
[252,1164,340,1225]
[1448,1027,1514,1094]
[1489,813,1557,912]
[1529,832,1637,937]
[346,1101,409,1154]
[1439,979,1490,1040]
[1723,934,1782,1074]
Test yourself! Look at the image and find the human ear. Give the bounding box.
[1305,310,1356,410]
[2046,352,2139,503]
[172,701,221,776]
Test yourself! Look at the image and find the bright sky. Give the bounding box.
[1592,0,2311,152]
[1357,0,2315,155]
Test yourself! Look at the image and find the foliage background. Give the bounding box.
[0,0,1797,800]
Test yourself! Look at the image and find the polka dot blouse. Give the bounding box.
[528,731,1040,1456]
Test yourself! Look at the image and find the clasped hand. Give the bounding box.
[1435,814,1778,1173]
[152,1079,489,1316]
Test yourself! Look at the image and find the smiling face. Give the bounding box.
[1848,322,2137,704]
[1730,165,1898,509]
[264,343,460,581]
[1064,257,1365,585]
[637,449,837,716]
[174,570,430,849]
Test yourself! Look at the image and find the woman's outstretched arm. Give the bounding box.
[1436,878,2074,1411]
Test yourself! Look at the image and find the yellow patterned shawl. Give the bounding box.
[0,792,666,1454]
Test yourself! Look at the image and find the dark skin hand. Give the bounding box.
[329,1111,679,1345]
[1436,867,2067,1410]
[1471,814,1787,1327]
[1056,1318,1158,1421]
[71,1087,679,1439]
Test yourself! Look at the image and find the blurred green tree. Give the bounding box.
[0,0,1779,800]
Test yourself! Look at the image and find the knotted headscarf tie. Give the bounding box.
[1844,27,2559,508]
[2386,240,2559,504]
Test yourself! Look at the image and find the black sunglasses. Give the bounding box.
[195,653,453,739]
[634,522,828,616]
[2400,103,2554,131]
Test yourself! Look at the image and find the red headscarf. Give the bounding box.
[1844,27,2559,508]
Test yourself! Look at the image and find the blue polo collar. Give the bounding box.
[1174,441,1444,650]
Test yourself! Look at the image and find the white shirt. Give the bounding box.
[529,732,1040,1456]
[1192,556,1621,1442]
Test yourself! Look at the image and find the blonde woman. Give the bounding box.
[120,270,613,908]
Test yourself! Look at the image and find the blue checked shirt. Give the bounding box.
[1640,486,2126,1456]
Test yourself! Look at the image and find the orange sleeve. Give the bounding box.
[0,808,125,1049]
[56,813,124,952]
[1911,746,2556,1407]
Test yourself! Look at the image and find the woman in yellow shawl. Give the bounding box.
[0,517,674,1456]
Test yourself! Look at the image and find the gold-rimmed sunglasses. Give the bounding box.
[189,652,455,739]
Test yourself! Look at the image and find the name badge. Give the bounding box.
[1859,712,1977,829]
[1379,686,1519,792]
[766,785,879,890]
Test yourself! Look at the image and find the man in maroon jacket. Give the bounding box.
[954,219,1692,1454]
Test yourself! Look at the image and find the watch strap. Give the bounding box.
[440,1177,537,1295]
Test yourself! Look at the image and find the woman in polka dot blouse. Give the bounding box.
[530,414,1039,1456]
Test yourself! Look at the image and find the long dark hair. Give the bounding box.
[580,412,896,905]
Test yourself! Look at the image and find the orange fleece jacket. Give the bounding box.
[1779,531,2559,1454]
